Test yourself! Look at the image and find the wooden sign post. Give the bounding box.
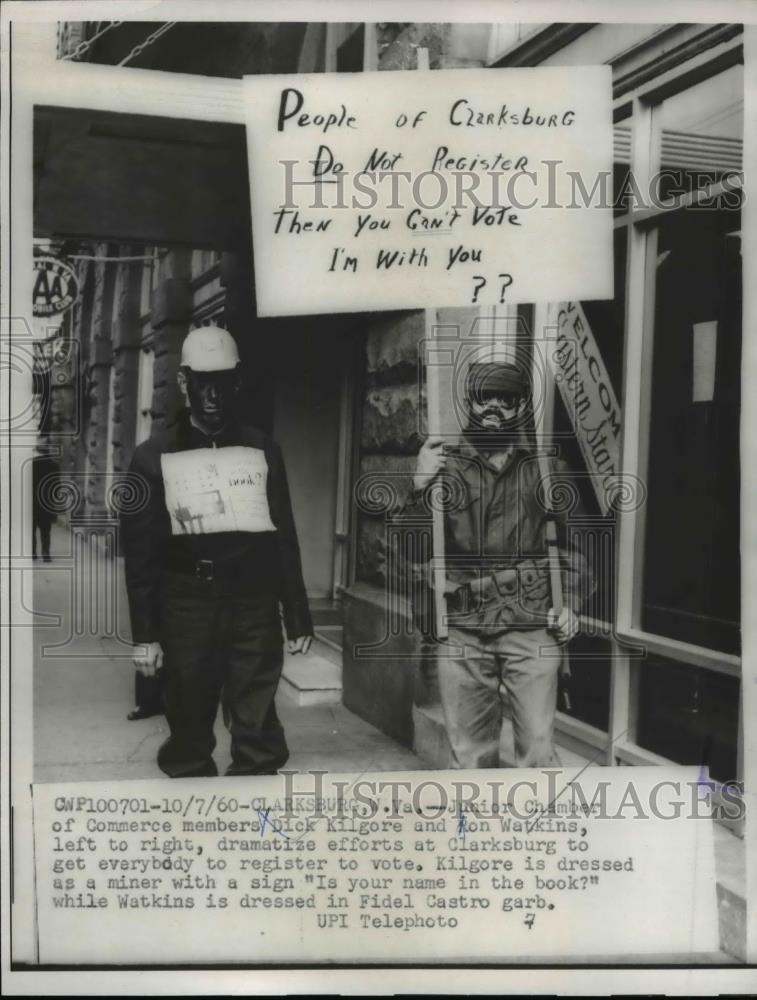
[424,307,449,641]
[417,46,448,641]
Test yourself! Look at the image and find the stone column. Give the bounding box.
[67,261,95,486]
[221,249,275,431]
[85,244,116,515]
[149,251,192,436]
[47,311,81,478]
[111,250,144,471]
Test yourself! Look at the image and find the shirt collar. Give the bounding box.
[177,409,240,449]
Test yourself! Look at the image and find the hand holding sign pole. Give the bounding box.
[416,46,448,642]
[425,307,448,641]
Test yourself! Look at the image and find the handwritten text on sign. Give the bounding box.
[547,302,621,514]
[243,67,613,316]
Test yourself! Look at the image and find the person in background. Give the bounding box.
[32,442,59,562]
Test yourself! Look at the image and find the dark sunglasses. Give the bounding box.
[475,392,523,409]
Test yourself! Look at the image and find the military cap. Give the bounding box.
[465,362,529,401]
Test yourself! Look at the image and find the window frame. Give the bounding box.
[609,39,743,787]
[617,46,743,657]
[524,32,745,788]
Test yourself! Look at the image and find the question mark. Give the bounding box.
[581,876,589,890]
[471,275,486,304]
[498,273,514,303]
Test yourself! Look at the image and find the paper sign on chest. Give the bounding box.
[160,447,276,536]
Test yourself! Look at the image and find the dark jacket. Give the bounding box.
[32,455,60,525]
[399,431,593,636]
[120,413,313,644]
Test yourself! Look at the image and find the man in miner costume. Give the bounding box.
[407,360,592,769]
[121,326,313,777]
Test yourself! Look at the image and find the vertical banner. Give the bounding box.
[546,301,621,513]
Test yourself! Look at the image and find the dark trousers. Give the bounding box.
[133,669,164,716]
[33,518,52,558]
[156,572,287,779]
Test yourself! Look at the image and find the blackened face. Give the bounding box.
[182,368,240,434]
[469,391,526,433]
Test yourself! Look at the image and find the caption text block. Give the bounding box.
[32,767,718,964]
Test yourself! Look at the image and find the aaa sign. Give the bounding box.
[33,255,79,318]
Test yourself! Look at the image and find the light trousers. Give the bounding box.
[437,627,563,768]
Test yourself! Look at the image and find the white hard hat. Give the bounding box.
[180,325,240,372]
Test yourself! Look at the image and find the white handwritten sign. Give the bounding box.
[160,446,276,535]
[547,301,621,513]
[243,67,613,316]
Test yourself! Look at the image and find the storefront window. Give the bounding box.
[639,65,742,656]
[559,633,612,732]
[654,64,743,201]
[642,205,741,655]
[636,654,739,783]
[613,118,633,216]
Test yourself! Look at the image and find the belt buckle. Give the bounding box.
[196,559,214,582]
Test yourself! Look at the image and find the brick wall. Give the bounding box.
[110,252,143,473]
[356,311,425,586]
[84,246,116,511]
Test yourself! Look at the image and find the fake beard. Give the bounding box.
[470,405,519,433]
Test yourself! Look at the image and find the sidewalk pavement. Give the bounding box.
[33,524,428,783]
[28,526,746,960]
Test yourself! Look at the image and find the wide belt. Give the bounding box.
[445,559,552,631]
[167,552,250,583]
